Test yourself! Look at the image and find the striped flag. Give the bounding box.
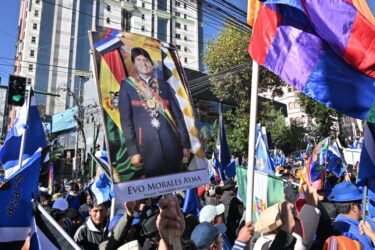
[0,149,41,247]
[0,96,47,179]
[30,202,80,250]
[253,171,284,220]
[88,151,113,206]
[248,0,375,122]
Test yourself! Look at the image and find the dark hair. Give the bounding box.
[335,202,360,214]
[131,47,153,65]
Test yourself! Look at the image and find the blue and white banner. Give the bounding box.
[0,149,41,243]
[0,97,46,179]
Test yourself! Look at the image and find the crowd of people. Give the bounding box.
[25,144,374,250]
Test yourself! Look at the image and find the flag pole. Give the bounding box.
[18,85,32,168]
[362,179,368,220]
[245,60,259,222]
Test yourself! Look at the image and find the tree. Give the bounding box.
[298,93,339,138]
[203,24,287,155]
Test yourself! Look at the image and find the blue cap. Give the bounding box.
[191,222,226,249]
[329,182,363,202]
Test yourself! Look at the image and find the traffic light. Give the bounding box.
[7,75,26,106]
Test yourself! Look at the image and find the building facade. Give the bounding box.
[260,85,310,128]
[12,0,202,118]
[100,0,203,71]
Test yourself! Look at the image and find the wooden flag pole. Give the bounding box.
[362,179,368,220]
[245,61,259,223]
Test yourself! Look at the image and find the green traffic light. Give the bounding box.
[12,95,22,102]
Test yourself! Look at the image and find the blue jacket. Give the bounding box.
[333,214,374,249]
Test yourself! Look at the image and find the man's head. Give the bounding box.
[329,181,363,220]
[191,222,226,250]
[89,203,108,225]
[131,47,153,78]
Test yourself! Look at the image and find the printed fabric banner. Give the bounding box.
[89,29,208,202]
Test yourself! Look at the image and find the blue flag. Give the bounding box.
[182,188,201,217]
[0,97,47,179]
[327,142,346,178]
[0,149,41,243]
[88,151,113,206]
[255,125,274,175]
[357,123,375,185]
[215,106,235,179]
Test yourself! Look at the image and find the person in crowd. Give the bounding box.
[191,222,227,250]
[79,193,92,219]
[220,179,244,245]
[74,201,110,249]
[330,181,375,249]
[39,192,52,209]
[67,181,82,210]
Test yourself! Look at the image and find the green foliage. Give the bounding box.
[202,23,295,155]
[298,93,338,137]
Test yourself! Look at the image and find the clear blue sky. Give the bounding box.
[0,0,247,84]
[0,0,21,84]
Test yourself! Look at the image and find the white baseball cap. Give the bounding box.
[52,198,68,211]
[199,204,225,223]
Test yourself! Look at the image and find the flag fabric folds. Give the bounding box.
[0,149,41,243]
[88,151,113,206]
[327,142,346,178]
[0,97,47,179]
[248,0,375,122]
[357,123,375,185]
[182,188,201,217]
[304,138,329,185]
[253,171,284,220]
[254,125,275,175]
[30,202,80,250]
[236,165,248,206]
[215,106,235,179]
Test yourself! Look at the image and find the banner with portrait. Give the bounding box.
[89,29,209,202]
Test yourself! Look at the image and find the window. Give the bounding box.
[175,1,180,6]
[107,5,111,11]
[35,0,40,3]
[142,14,145,20]
[176,45,181,50]
[142,2,145,8]
[175,22,180,28]
[184,14,187,18]
[34,10,39,17]
[175,33,180,39]
[141,26,145,31]
[288,102,294,109]
[106,17,111,24]
[184,3,187,8]
[184,24,187,30]
[294,102,300,109]
[33,23,37,30]
[30,50,35,57]
[184,36,187,41]
[31,36,36,43]
[28,64,33,71]
[184,47,188,52]
[184,58,187,63]
[287,85,293,93]
[175,12,180,17]
[27,78,32,85]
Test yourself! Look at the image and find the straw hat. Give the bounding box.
[254,203,283,234]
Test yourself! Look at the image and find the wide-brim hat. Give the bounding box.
[254,203,283,234]
[328,181,363,202]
